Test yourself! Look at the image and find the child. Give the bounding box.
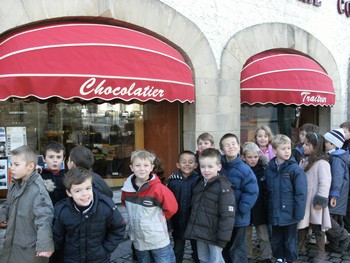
[297,132,332,262]
[195,132,215,175]
[52,167,126,262]
[264,134,307,263]
[241,142,272,263]
[323,129,350,253]
[121,150,178,263]
[340,121,350,232]
[167,150,200,263]
[0,145,54,262]
[293,123,319,164]
[41,141,67,205]
[67,145,113,198]
[340,120,350,153]
[220,133,259,263]
[184,148,235,263]
[253,125,276,161]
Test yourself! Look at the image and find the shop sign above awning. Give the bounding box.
[240,50,335,106]
[0,23,195,103]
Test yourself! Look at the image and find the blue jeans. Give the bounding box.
[196,240,224,263]
[222,226,247,263]
[271,223,298,262]
[135,244,175,263]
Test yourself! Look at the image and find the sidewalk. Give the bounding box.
[2,189,350,262]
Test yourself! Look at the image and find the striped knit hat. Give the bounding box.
[324,128,345,149]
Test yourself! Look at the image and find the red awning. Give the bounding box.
[240,50,335,106]
[0,23,194,103]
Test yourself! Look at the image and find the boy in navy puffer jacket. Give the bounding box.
[167,150,200,263]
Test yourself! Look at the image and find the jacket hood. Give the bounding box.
[221,154,242,167]
[331,149,350,166]
[121,172,160,192]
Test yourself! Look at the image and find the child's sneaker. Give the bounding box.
[275,259,284,263]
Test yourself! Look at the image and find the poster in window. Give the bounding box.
[0,127,6,157]
[6,127,27,155]
[0,158,8,189]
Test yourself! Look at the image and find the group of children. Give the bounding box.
[0,143,126,263]
[1,120,350,263]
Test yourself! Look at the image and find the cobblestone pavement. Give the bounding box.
[2,190,350,262]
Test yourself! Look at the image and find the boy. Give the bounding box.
[195,132,215,175]
[167,150,200,263]
[264,134,307,263]
[0,145,54,262]
[53,167,126,262]
[184,148,235,263]
[241,142,272,263]
[67,145,113,198]
[324,128,350,252]
[41,141,67,205]
[121,150,178,263]
[220,133,259,263]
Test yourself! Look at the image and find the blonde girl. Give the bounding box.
[253,125,276,161]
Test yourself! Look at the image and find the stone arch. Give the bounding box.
[0,0,218,149]
[220,22,341,134]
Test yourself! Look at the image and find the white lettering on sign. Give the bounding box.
[301,91,327,103]
[80,78,165,98]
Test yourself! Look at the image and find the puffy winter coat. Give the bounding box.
[167,170,200,239]
[53,191,126,263]
[41,169,67,205]
[220,155,259,227]
[328,149,350,216]
[121,173,178,251]
[265,157,307,226]
[184,174,235,248]
[0,171,54,263]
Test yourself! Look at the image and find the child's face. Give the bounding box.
[343,127,350,140]
[243,151,259,167]
[10,154,35,181]
[273,142,292,161]
[221,137,240,160]
[176,153,198,177]
[199,156,221,181]
[324,140,335,151]
[197,139,214,152]
[67,178,93,207]
[130,158,154,184]
[256,129,269,148]
[299,130,307,143]
[44,150,65,170]
[303,139,314,155]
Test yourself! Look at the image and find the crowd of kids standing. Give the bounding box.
[0,120,350,263]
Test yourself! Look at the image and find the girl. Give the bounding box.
[253,125,276,161]
[297,132,332,263]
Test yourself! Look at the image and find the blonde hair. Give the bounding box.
[197,132,214,145]
[242,142,260,156]
[10,145,38,165]
[130,150,155,164]
[254,125,274,144]
[271,134,291,149]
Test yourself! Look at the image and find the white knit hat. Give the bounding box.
[324,128,345,149]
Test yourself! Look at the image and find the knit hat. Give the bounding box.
[324,128,345,149]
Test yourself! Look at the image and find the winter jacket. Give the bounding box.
[298,158,332,231]
[167,170,200,239]
[265,156,307,226]
[91,171,113,198]
[121,173,178,251]
[0,171,54,263]
[53,191,126,263]
[184,174,235,248]
[328,149,350,216]
[220,155,259,227]
[41,169,67,205]
[250,159,269,226]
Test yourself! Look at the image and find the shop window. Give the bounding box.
[241,104,298,145]
[0,98,144,186]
